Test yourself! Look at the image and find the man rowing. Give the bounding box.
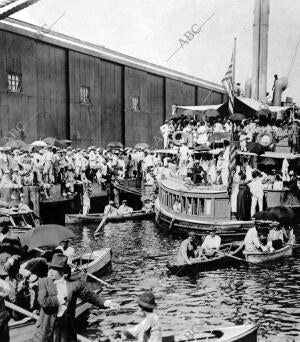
[176,232,198,265]
[244,221,271,252]
[118,200,133,216]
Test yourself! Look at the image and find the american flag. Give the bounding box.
[0,0,41,20]
[221,51,234,115]
[227,143,237,195]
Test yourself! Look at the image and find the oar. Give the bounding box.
[216,250,267,268]
[143,253,172,259]
[86,272,115,288]
[94,214,108,235]
[5,301,90,342]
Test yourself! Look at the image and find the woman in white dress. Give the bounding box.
[231,166,241,214]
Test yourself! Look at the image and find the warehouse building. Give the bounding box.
[0,18,225,148]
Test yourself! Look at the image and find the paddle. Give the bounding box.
[216,250,267,268]
[5,301,90,342]
[86,272,115,288]
[94,214,108,235]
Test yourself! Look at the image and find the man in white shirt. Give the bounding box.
[118,199,133,216]
[56,239,75,265]
[201,229,221,257]
[244,223,263,252]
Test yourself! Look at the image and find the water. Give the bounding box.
[68,220,300,342]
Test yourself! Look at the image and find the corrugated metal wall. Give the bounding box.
[0,29,225,148]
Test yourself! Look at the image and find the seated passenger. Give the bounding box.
[201,228,221,257]
[172,197,181,213]
[118,200,133,216]
[268,222,284,250]
[104,200,118,217]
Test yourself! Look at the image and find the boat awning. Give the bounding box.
[260,152,299,159]
[175,104,222,111]
[236,97,290,113]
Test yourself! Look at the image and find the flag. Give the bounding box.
[222,51,234,115]
[0,0,41,20]
[227,143,237,195]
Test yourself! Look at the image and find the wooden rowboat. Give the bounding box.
[243,244,293,264]
[71,248,112,280]
[162,324,258,342]
[166,242,244,276]
[8,290,101,342]
[65,210,155,224]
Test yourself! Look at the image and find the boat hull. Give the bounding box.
[65,211,155,224]
[155,205,253,242]
[163,324,258,342]
[71,248,112,280]
[167,242,244,276]
[243,244,293,264]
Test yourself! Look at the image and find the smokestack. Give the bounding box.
[251,0,270,102]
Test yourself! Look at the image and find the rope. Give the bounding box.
[288,35,300,80]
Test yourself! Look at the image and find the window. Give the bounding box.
[132,96,140,111]
[8,72,22,93]
[80,86,91,104]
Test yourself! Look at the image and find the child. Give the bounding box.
[122,291,162,342]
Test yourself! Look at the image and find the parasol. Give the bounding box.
[20,224,75,250]
[205,109,220,118]
[268,206,295,226]
[4,139,28,150]
[208,132,231,143]
[31,140,47,147]
[134,143,149,150]
[246,142,265,155]
[43,137,64,148]
[252,211,279,222]
[259,157,277,166]
[255,108,272,118]
[107,141,124,149]
[228,113,245,121]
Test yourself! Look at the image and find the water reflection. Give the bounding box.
[69,220,300,342]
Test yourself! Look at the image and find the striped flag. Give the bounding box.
[0,0,41,20]
[227,143,237,195]
[222,51,234,115]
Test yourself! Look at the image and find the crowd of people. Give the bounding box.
[160,113,299,152]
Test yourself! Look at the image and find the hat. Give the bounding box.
[188,231,196,238]
[122,199,127,203]
[4,170,10,174]
[48,254,68,270]
[137,291,157,309]
[109,200,114,205]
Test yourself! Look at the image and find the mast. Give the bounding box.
[251,0,270,102]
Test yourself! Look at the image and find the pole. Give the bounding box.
[232,37,237,107]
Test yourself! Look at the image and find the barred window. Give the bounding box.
[8,72,22,93]
[132,96,140,111]
[80,86,91,104]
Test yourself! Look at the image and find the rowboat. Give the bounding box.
[71,248,112,280]
[8,290,101,342]
[166,242,244,276]
[65,210,155,224]
[162,324,258,342]
[243,244,293,264]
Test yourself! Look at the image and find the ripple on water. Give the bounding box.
[68,220,300,341]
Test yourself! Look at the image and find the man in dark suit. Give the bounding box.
[31,254,119,342]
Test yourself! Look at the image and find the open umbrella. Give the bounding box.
[228,113,245,121]
[205,109,220,118]
[246,142,265,155]
[134,143,149,150]
[20,224,75,250]
[208,132,231,143]
[4,139,27,150]
[252,211,279,222]
[31,140,47,147]
[107,141,124,149]
[60,139,72,147]
[255,108,272,118]
[43,137,64,148]
[259,157,277,166]
[268,206,295,225]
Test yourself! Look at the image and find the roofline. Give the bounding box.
[0,17,225,93]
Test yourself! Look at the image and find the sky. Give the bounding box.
[11,0,300,104]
